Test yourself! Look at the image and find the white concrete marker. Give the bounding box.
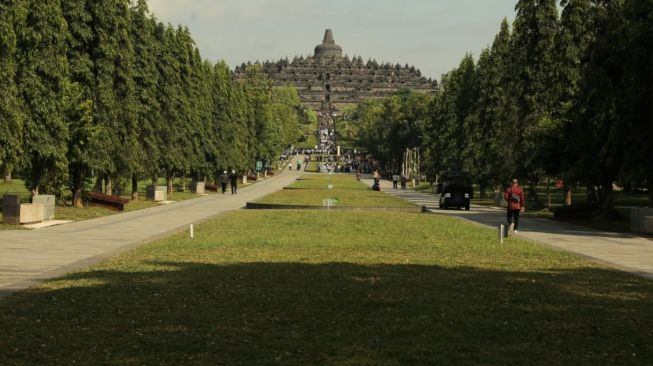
[190,224,194,239]
[499,224,505,244]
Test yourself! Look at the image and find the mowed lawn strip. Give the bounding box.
[256,174,415,208]
[1,209,651,365]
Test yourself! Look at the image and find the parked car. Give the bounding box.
[437,172,473,210]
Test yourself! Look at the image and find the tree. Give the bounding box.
[210,61,240,173]
[0,0,26,184]
[64,82,99,207]
[62,0,103,207]
[565,0,627,208]
[240,64,275,165]
[620,0,653,206]
[424,54,477,180]
[129,0,162,197]
[271,86,302,149]
[90,0,139,195]
[18,0,70,196]
[508,0,560,201]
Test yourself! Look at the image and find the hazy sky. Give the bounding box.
[147,0,518,81]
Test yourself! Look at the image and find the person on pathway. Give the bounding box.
[219,171,229,194]
[504,178,525,233]
[372,169,381,191]
[392,173,399,189]
[400,174,407,189]
[296,159,302,171]
[230,170,238,194]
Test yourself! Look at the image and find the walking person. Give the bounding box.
[230,170,238,194]
[219,171,229,194]
[400,174,407,189]
[392,173,399,189]
[372,169,381,191]
[504,178,525,233]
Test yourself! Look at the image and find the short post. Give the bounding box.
[190,224,194,239]
[499,224,505,244]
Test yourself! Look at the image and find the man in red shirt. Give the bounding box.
[504,179,525,233]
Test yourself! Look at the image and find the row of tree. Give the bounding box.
[348,0,652,207]
[0,0,303,206]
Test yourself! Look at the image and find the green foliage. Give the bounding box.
[6,0,302,201]
[130,0,162,181]
[354,91,432,169]
[418,0,651,207]
[0,0,25,179]
[18,0,70,195]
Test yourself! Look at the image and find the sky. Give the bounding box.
[147,0,519,81]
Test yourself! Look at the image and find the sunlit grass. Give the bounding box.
[1,209,651,365]
[256,174,415,207]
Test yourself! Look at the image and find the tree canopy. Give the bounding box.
[0,0,303,204]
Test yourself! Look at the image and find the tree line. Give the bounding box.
[347,0,652,208]
[0,0,303,207]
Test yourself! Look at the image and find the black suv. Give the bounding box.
[437,172,473,210]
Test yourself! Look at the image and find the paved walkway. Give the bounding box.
[0,163,303,297]
[365,179,653,281]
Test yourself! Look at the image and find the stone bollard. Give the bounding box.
[32,195,55,220]
[190,181,205,194]
[2,194,21,225]
[146,185,167,202]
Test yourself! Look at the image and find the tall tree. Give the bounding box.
[566,0,626,208]
[240,64,275,165]
[62,0,103,207]
[156,24,191,196]
[508,0,560,200]
[17,0,70,196]
[0,0,26,183]
[130,1,162,196]
[620,0,653,206]
[424,54,477,179]
[210,61,240,173]
[90,0,138,195]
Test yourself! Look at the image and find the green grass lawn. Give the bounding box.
[1,209,651,365]
[256,174,415,208]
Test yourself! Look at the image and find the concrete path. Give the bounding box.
[0,163,302,297]
[365,179,653,281]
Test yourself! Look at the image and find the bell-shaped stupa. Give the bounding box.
[314,29,343,60]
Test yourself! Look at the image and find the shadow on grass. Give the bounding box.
[1,262,651,365]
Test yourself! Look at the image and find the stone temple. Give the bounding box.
[235,29,438,111]
[235,29,438,153]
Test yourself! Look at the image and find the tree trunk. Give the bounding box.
[105,176,113,196]
[131,174,139,200]
[587,184,597,203]
[3,170,11,183]
[71,167,84,208]
[494,184,502,206]
[648,173,653,208]
[528,181,539,204]
[181,175,186,192]
[73,188,84,208]
[565,186,572,206]
[600,181,614,210]
[166,175,174,198]
[546,178,551,210]
[95,176,103,192]
[479,180,487,199]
